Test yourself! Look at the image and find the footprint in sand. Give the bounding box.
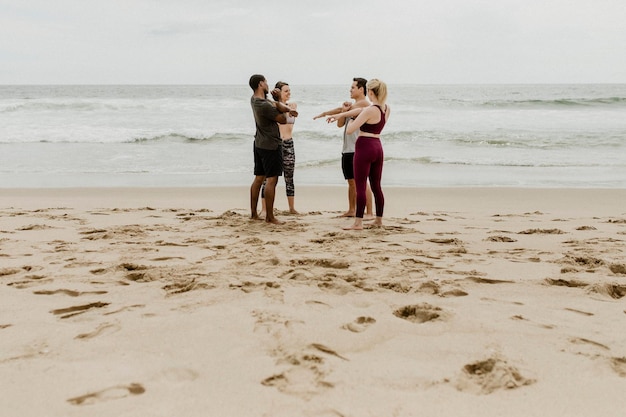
[67,383,145,405]
[342,316,376,333]
[8,275,52,290]
[379,281,412,293]
[462,276,514,285]
[610,263,626,275]
[545,278,588,288]
[587,283,626,300]
[564,307,594,316]
[518,228,565,235]
[0,267,23,276]
[33,289,108,297]
[262,350,335,399]
[611,357,626,377]
[427,238,463,245]
[560,255,605,270]
[568,337,610,351]
[486,235,517,242]
[262,368,333,398]
[455,355,535,394]
[50,302,110,319]
[75,323,121,340]
[290,258,350,269]
[576,225,597,231]
[393,303,448,323]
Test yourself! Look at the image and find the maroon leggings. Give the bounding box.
[354,136,384,218]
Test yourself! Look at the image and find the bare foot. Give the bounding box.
[251,214,262,221]
[343,218,363,230]
[341,211,355,217]
[289,209,300,215]
[266,217,284,225]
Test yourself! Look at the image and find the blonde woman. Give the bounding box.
[327,79,390,230]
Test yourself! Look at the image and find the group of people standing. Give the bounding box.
[248,74,390,230]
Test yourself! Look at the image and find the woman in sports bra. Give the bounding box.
[261,81,299,215]
[327,79,391,230]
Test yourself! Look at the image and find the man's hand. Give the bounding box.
[271,88,281,101]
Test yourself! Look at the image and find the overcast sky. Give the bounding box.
[1,0,625,85]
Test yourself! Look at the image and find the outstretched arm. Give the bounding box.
[313,101,352,120]
[313,106,341,120]
[326,107,364,124]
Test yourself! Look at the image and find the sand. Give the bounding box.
[1,186,625,417]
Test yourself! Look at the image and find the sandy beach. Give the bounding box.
[1,186,625,417]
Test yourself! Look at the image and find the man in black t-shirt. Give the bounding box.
[248,74,298,224]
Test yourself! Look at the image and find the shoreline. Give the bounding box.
[2,186,625,215]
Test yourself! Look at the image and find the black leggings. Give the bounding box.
[262,139,295,198]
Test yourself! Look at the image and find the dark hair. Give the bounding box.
[353,77,368,95]
[275,81,289,90]
[249,74,265,90]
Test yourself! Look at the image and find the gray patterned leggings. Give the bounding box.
[262,138,295,198]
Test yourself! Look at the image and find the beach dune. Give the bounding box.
[1,186,625,416]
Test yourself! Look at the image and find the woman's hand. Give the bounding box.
[326,113,343,124]
[327,107,363,123]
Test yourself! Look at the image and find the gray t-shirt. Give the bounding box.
[342,117,358,154]
[251,96,281,150]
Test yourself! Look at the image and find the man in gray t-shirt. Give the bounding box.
[248,74,298,224]
[313,78,372,217]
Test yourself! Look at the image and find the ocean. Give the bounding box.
[1,84,625,188]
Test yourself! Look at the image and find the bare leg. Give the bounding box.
[263,176,282,224]
[364,182,374,220]
[259,197,266,218]
[250,175,265,220]
[342,179,357,217]
[287,196,299,214]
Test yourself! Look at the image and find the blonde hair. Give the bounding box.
[366,78,387,106]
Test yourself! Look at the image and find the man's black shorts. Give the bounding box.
[254,143,283,177]
[341,152,355,180]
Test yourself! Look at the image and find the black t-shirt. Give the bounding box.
[251,97,281,150]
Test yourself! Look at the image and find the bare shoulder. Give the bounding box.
[354,99,369,108]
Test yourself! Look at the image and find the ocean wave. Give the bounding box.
[383,156,625,168]
[129,132,249,144]
[296,130,346,142]
[296,158,341,168]
[0,101,122,113]
[450,134,626,149]
[482,97,626,108]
